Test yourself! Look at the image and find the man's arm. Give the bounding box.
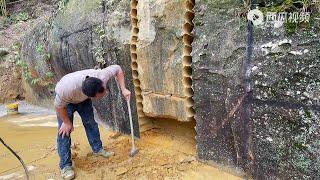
[55,94,73,137]
[56,107,74,138]
[115,69,131,101]
[101,65,131,101]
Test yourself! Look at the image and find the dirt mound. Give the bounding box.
[0,60,24,103]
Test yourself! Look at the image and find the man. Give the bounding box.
[54,64,131,180]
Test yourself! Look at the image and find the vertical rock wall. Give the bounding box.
[21,0,140,136]
[193,0,320,179]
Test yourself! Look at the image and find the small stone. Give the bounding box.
[180,156,196,163]
[116,167,128,175]
[71,142,80,150]
[0,48,9,57]
[71,151,78,158]
[110,132,122,139]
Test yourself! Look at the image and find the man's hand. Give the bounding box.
[59,122,74,138]
[122,88,131,101]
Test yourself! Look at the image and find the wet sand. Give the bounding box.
[0,104,243,180]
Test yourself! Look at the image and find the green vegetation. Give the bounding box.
[93,24,107,66]
[13,41,55,89]
[0,0,7,17]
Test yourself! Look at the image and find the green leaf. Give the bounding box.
[45,72,55,78]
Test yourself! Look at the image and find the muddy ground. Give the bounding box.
[0,103,243,180]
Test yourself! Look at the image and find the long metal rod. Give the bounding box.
[127,100,135,150]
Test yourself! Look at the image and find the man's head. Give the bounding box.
[82,76,107,98]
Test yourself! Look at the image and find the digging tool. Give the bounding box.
[126,99,139,157]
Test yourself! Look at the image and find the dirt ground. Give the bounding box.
[0,106,243,180]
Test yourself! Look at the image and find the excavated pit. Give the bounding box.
[130,0,195,123]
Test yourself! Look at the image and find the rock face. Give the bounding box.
[133,0,195,121]
[0,60,24,103]
[21,0,139,136]
[21,0,320,178]
[193,0,320,179]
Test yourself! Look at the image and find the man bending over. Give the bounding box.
[54,65,131,180]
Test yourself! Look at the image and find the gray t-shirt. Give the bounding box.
[54,65,121,108]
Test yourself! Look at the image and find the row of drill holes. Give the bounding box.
[130,0,144,117]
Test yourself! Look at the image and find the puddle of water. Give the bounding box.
[0,101,55,118]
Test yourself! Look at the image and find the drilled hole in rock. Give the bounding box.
[188,0,195,6]
[138,109,144,115]
[131,9,137,17]
[132,70,139,78]
[134,79,141,86]
[186,0,194,10]
[133,27,139,34]
[131,0,137,7]
[130,45,137,53]
[185,87,194,96]
[136,95,143,101]
[183,23,194,34]
[183,56,192,65]
[131,36,138,42]
[137,102,143,109]
[134,88,142,97]
[183,77,192,86]
[187,108,196,115]
[184,46,192,55]
[131,18,138,26]
[131,53,137,60]
[183,34,194,45]
[130,44,137,51]
[187,117,195,121]
[131,17,138,22]
[184,11,195,23]
[183,66,192,76]
[132,62,138,69]
[186,97,195,106]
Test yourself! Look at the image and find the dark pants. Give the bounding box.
[57,99,103,170]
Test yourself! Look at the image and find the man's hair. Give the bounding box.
[82,76,105,97]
